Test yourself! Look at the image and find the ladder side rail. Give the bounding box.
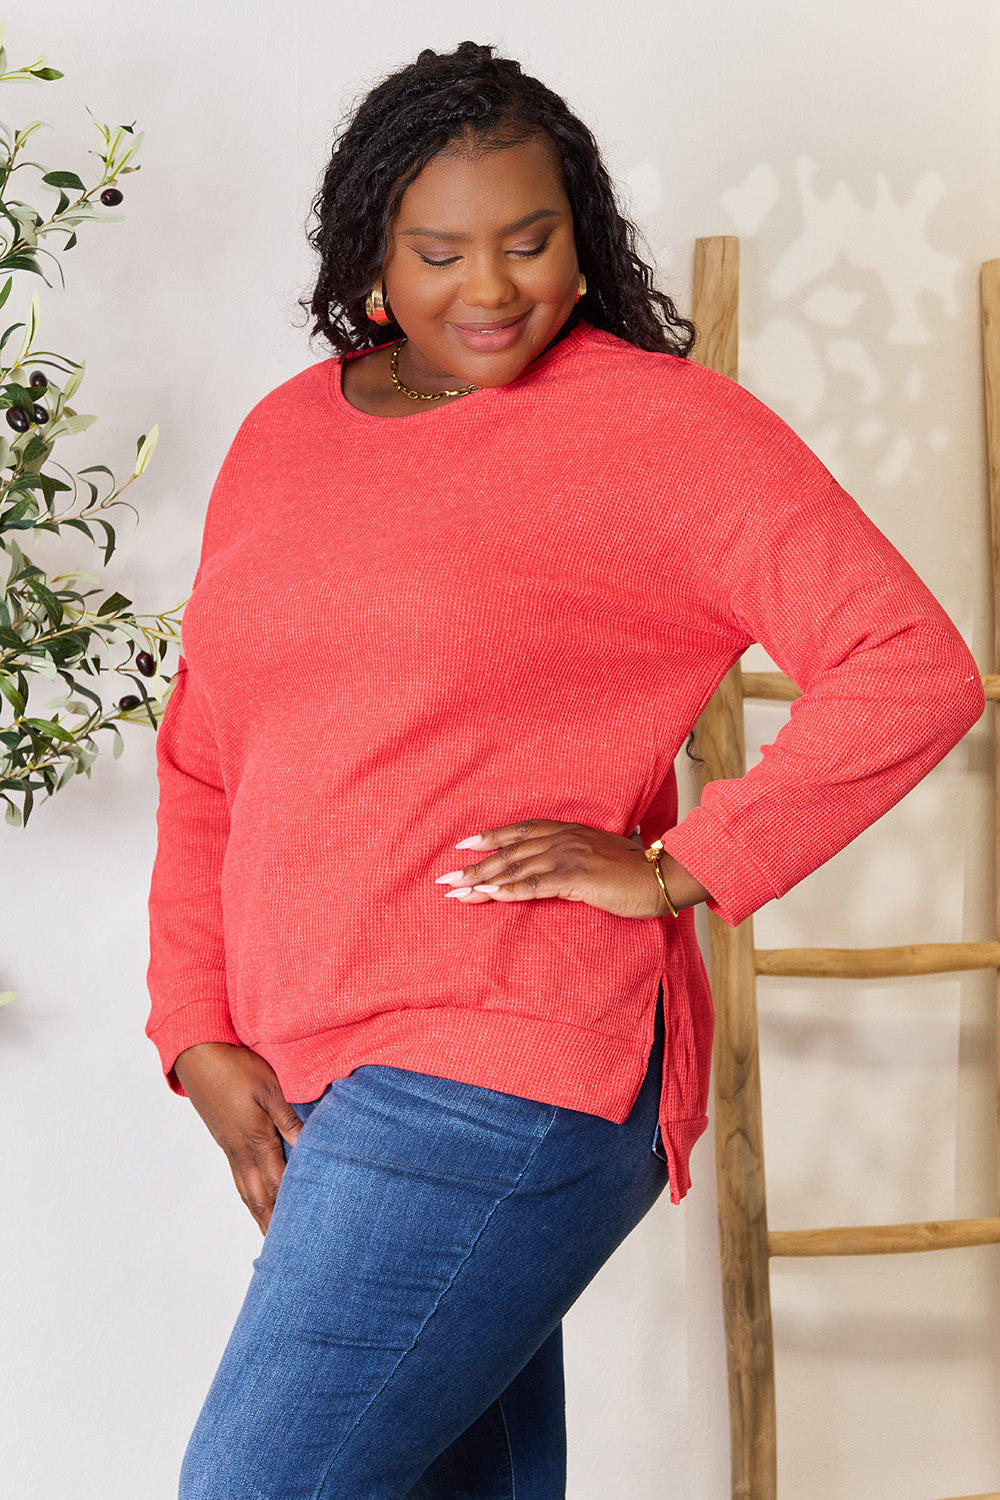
[691,235,777,1500]
[981,258,1000,1206]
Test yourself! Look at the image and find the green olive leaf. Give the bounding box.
[40,169,84,190]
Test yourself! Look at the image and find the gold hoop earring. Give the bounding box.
[575,272,587,305]
[365,281,391,325]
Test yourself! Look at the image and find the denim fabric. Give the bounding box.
[179,997,668,1499]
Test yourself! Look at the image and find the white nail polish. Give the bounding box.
[444,888,474,899]
[455,835,483,849]
[473,884,500,894]
[434,871,465,885]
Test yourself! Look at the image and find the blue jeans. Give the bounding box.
[179,997,669,1499]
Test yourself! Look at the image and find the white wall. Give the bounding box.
[1,2,997,1496]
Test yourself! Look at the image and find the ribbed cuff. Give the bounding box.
[658,807,781,928]
[146,997,243,1096]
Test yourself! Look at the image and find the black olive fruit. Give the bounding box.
[118,694,141,711]
[32,404,48,424]
[135,650,156,677]
[5,407,30,433]
[29,371,48,389]
[100,187,123,206]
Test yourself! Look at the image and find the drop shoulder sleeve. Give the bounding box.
[145,656,239,1092]
[659,469,985,927]
[143,413,260,1092]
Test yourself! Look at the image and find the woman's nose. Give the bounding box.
[460,256,517,310]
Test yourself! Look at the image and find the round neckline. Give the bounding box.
[327,320,594,425]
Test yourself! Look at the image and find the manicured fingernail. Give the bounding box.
[473,884,500,894]
[455,835,483,849]
[434,871,465,885]
[444,887,475,899]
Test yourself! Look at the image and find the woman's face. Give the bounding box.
[380,133,581,391]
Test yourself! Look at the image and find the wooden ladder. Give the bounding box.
[690,236,1000,1500]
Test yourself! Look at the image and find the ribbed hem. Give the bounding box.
[238,1003,704,1203]
[251,1006,646,1116]
[655,1114,709,1204]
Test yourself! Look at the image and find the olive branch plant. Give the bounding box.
[0,18,184,972]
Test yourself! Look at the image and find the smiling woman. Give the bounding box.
[359,139,582,406]
[303,40,694,417]
[145,38,983,1500]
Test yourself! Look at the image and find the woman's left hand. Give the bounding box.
[435,819,708,919]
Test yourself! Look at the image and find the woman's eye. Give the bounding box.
[415,240,549,267]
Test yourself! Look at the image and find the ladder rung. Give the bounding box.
[755,941,1000,978]
[769,1217,1000,1257]
[741,670,800,701]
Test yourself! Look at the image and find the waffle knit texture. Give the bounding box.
[145,322,984,1203]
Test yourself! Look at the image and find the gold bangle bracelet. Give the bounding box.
[644,840,679,919]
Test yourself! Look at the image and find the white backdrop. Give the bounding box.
[1,2,998,1496]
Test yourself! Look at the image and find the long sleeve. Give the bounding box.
[660,470,984,926]
[144,409,259,1091]
[146,655,240,1091]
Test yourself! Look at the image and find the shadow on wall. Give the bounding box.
[626,154,963,495]
[719,157,960,491]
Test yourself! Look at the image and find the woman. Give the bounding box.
[146,41,983,1499]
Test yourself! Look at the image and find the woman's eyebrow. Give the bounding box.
[398,208,562,241]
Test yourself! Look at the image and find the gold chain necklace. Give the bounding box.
[390,340,477,401]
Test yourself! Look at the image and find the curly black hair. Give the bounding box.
[302,41,695,358]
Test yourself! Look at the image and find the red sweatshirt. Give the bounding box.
[145,322,983,1202]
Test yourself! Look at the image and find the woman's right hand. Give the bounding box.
[172,1042,303,1234]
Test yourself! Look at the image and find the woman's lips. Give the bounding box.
[449,312,528,353]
